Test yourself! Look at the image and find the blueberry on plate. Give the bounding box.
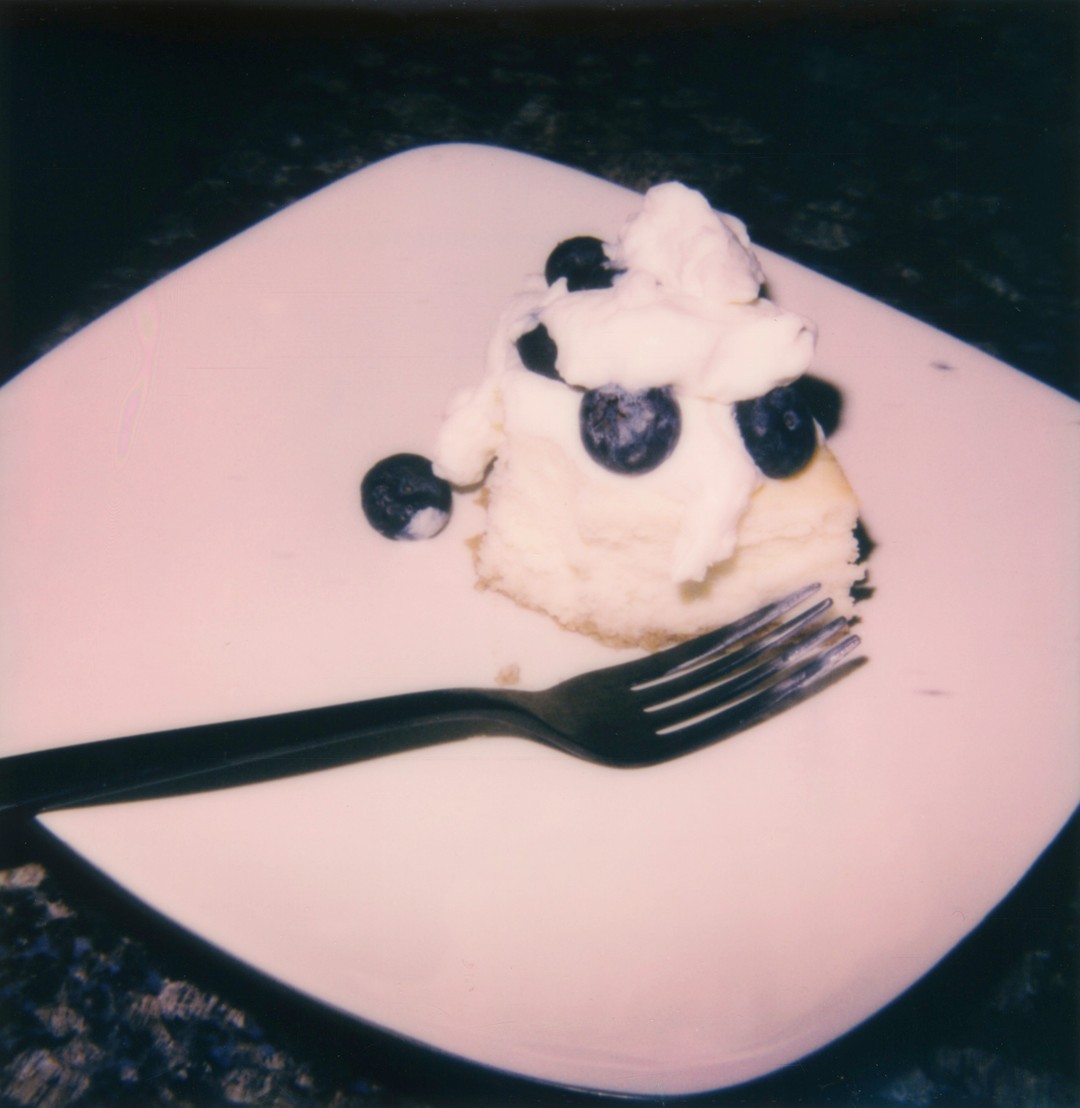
[579,384,681,475]
[515,323,560,379]
[734,384,817,478]
[545,236,621,292]
[360,453,452,540]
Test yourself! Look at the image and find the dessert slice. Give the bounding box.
[430,182,863,647]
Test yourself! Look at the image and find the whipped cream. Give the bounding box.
[433,182,818,586]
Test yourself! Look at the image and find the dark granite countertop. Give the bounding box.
[2,3,1077,1105]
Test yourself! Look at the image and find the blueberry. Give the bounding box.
[579,385,680,475]
[734,384,817,478]
[360,453,452,540]
[792,374,842,438]
[515,323,560,379]
[545,236,621,292]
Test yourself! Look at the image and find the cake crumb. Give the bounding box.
[495,663,521,686]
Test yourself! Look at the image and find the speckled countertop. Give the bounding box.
[2,3,1077,1105]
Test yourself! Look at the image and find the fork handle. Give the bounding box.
[0,688,530,819]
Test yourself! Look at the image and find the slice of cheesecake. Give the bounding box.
[434,182,864,648]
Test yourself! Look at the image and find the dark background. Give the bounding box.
[1,2,1077,1105]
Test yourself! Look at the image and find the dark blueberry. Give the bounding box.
[579,385,681,475]
[792,374,842,437]
[360,453,452,540]
[515,323,560,379]
[545,236,621,292]
[734,384,817,478]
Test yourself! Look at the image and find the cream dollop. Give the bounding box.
[542,182,814,400]
[433,182,816,584]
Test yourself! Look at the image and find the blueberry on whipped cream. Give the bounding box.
[515,323,560,379]
[361,453,452,541]
[544,235,621,292]
[735,384,817,479]
[579,384,680,474]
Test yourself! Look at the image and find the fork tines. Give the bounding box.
[634,585,860,738]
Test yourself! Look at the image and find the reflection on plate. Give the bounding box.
[1,145,1077,1096]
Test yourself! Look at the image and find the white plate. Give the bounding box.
[2,144,1077,1097]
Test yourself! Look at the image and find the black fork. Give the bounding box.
[0,585,861,819]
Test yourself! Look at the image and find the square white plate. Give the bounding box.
[1,144,1077,1096]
